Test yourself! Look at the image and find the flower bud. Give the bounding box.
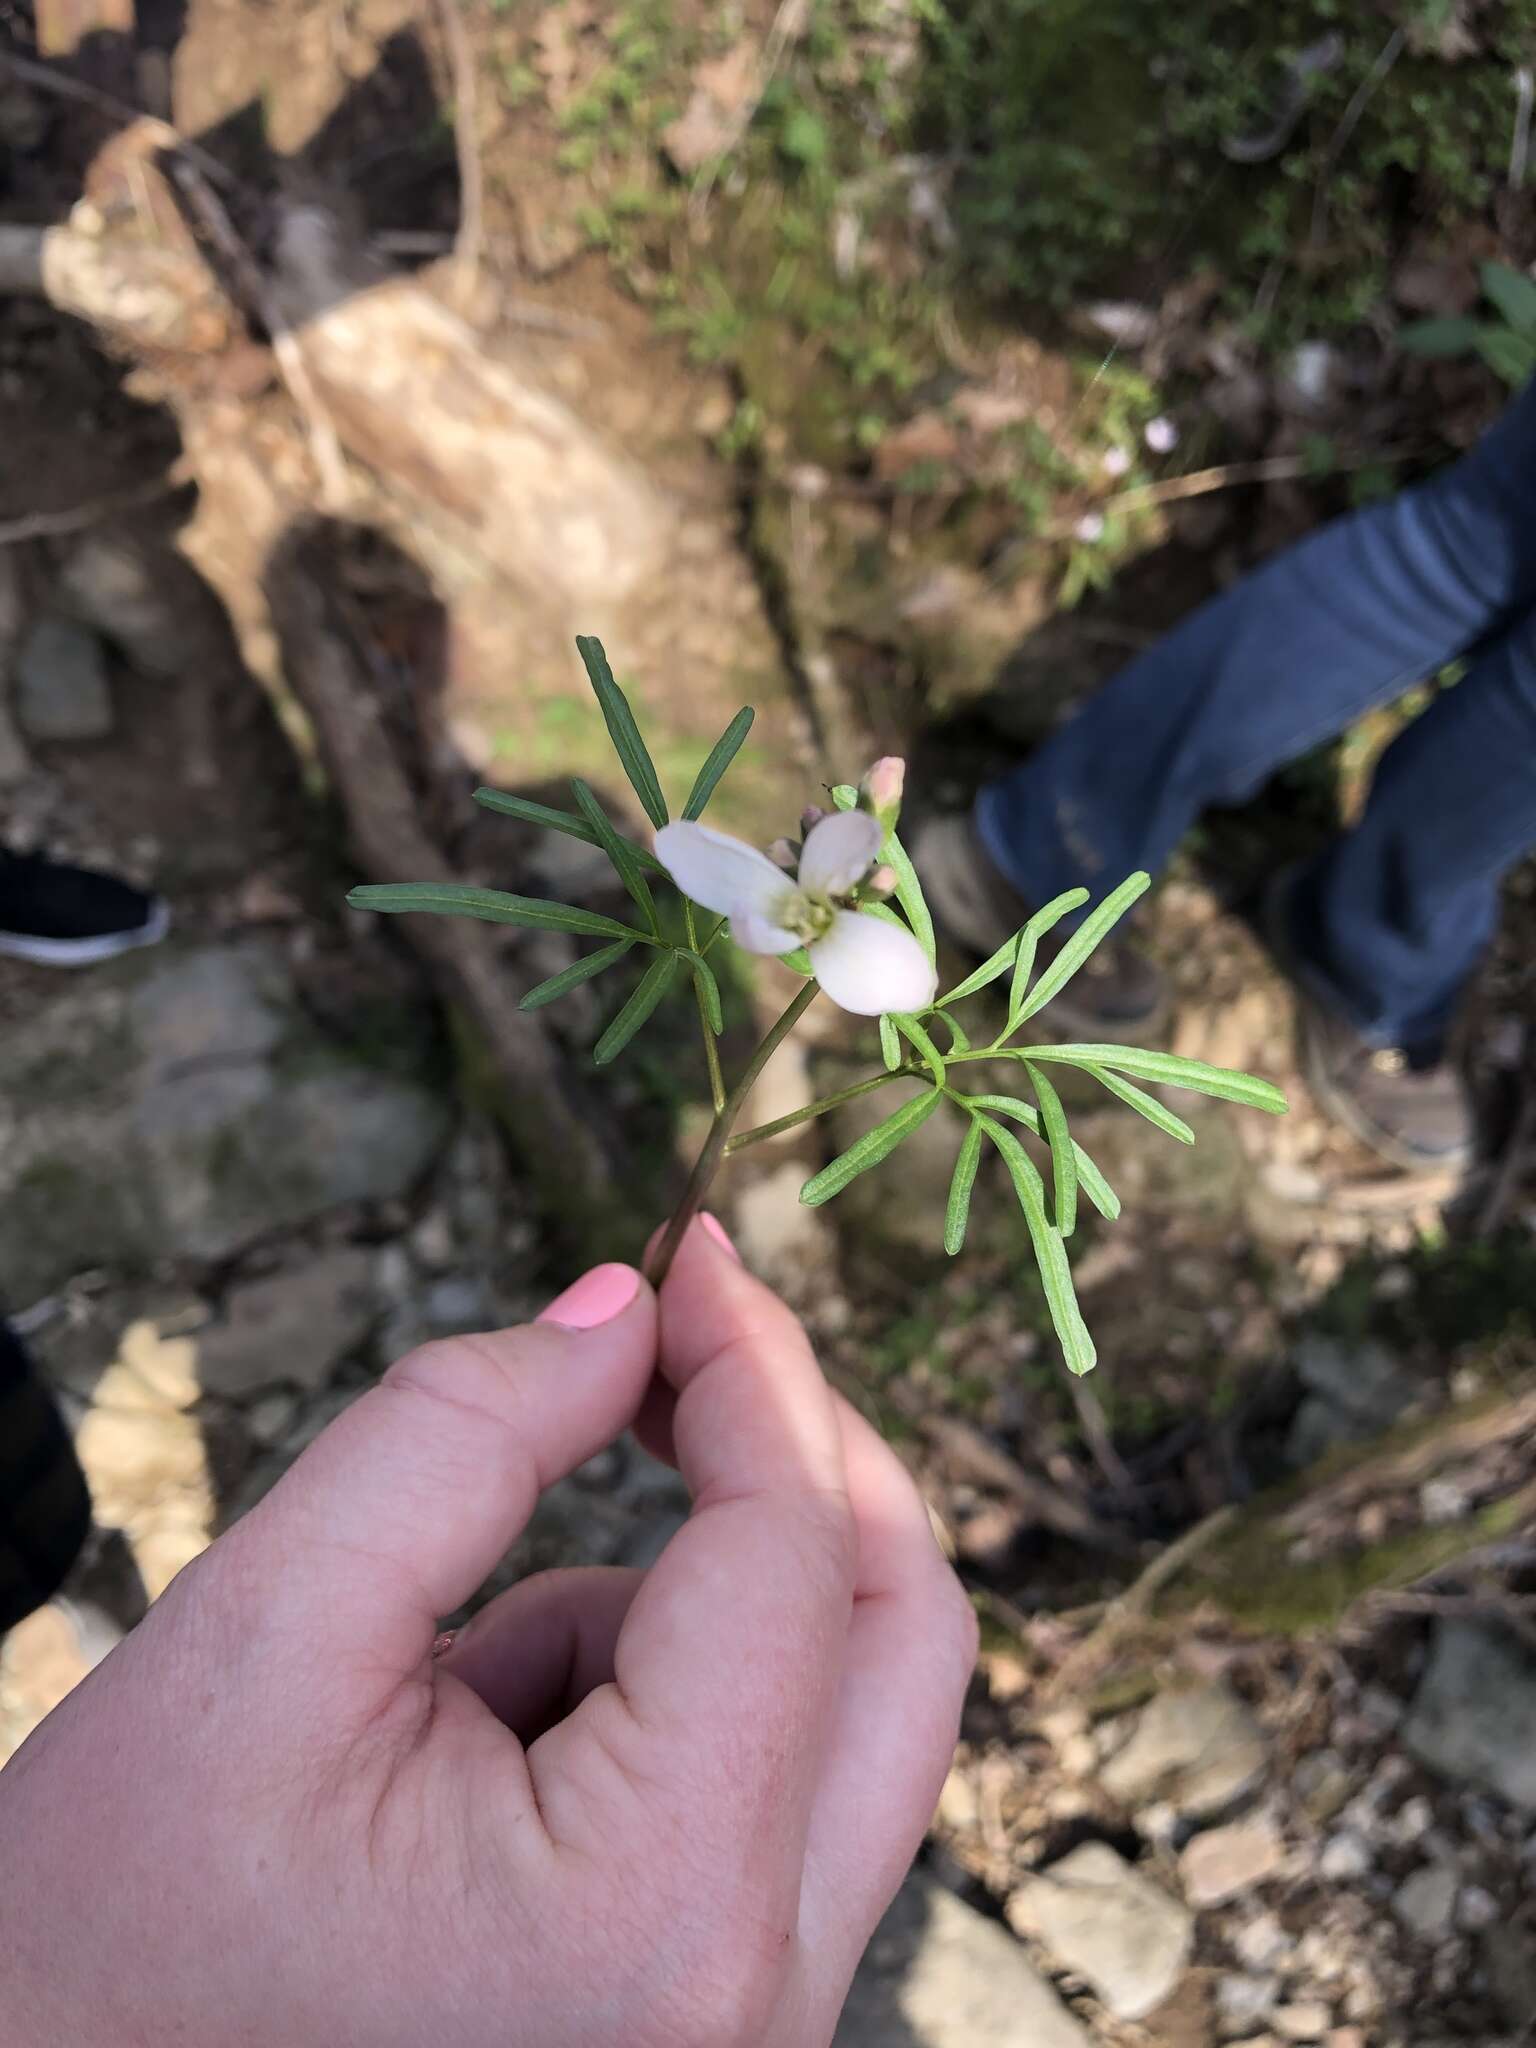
[866,864,898,897]
[800,804,827,834]
[768,837,799,872]
[859,756,905,832]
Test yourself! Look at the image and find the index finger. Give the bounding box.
[530,1221,854,1901]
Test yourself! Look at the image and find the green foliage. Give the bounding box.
[1400,261,1536,388]
[351,633,1287,1376]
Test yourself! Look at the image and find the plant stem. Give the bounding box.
[644,980,820,1286]
[684,901,726,1113]
[725,1067,916,1153]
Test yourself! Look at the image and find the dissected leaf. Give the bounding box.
[940,1010,971,1053]
[1007,888,1091,1024]
[575,635,669,830]
[800,1087,943,1207]
[944,1119,984,1256]
[939,932,1019,1008]
[683,707,755,820]
[976,1115,1096,1375]
[880,1014,902,1071]
[1026,1059,1077,1238]
[896,1014,946,1087]
[472,788,665,873]
[676,947,724,1034]
[519,938,635,1011]
[1084,1063,1195,1144]
[882,829,936,971]
[1026,1043,1288,1115]
[593,951,682,1065]
[348,882,641,940]
[1011,872,1149,1025]
[570,778,658,930]
[959,1094,1119,1220]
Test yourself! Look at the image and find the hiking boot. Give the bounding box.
[1261,873,1473,1172]
[910,813,1167,1038]
[0,848,169,967]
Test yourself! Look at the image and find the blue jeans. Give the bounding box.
[976,379,1536,1053]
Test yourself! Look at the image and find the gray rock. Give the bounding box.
[1179,1814,1285,1906]
[0,939,451,1300]
[1285,1335,1419,1468]
[1216,1972,1280,2035]
[838,1871,1089,2047]
[1099,1681,1268,1818]
[1393,1865,1459,1942]
[196,1251,378,1399]
[15,615,113,741]
[1012,1842,1193,2022]
[1402,1619,1536,1810]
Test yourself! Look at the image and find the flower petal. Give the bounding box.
[654,821,796,922]
[808,910,937,1016]
[732,909,803,954]
[798,810,883,896]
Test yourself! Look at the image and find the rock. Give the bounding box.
[15,614,113,741]
[729,1159,833,1287]
[1402,1619,1536,1810]
[1273,2001,1332,2042]
[1481,1914,1536,2029]
[1012,1841,1193,2022]
[1099,1681,1268,1818]
[838,1871,1089,2047]
[0,939,451,1300]
[1233,1912,1290,1971]
[1179,1814,1285,1907]
[1393,1864,1459,1942]
[195,1250,377,1398]
[1216,1972,1280,2036]
[246,1389,300,1446]
[0,695,31,787]
[1285,1335,1420,1468]
[1317,1831,1373,1881]
[1459,1884,1499,1931]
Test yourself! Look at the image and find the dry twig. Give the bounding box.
[432,0,484,299]
[0,472,185,548]
[1042,1505,1237,1701]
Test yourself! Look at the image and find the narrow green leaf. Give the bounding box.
[882,829,935,968]
[1007,888,1091,1023]
[347,882,642,941]
[1025,1043,1288,1115]
[519,938,635,1011]
[570,778,658,931]
[940,1010,971,1053]
[1084,1063,1195,1144]
[472,787,664,872]
[1025,1060,1077,1238]
[1480,260,1536,336]
[801,1087,943,1207]
[975,1115,1096,1375]
[897,1014,946,1087]
[683,707,755,820]
[880,1014,902,1072]
[576,635,668,829]
[593,951,682,1065]
[676,947,723,1034]
[1011,871,1150,1026]
[959,1094,1120,1220]
[944,1119,984,1256]
[1397,315,1486,357]
[938,932,1020,1008]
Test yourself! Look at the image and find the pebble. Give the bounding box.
[1402,1619,1536,1810]
[1458,1884,1500,1931]
[1180,1814,1286,1907]
[1233,1911,1291,1972]
[1317,1831,1373,1881]
[1010,1841,1194,2022]
[1098,1680,1268,1819]
[15,615,113,741]
[1394,1864,1459,1941]
[1216,1972,1279,2035]
[1273,2000,1333,2041]
[1389,1794,1434,1846]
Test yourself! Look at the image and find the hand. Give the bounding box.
[1,1220,975,2047]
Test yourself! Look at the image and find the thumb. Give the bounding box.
[227,1264,657,1671]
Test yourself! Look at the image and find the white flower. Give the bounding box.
[1074,511,1105,543]
[1101,445,1132,479]
[1144,415,1179,454]
[654,812,937,1017]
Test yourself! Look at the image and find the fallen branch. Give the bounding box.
[433,0,485,300]
[1041,1506,1237,1701]
[0,472,185,548]
[0,222,231,353]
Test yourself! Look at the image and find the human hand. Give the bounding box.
[1,1220,975,2046]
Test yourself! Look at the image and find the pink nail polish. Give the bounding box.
[538,1262,641,1330]
[699,1213,741,1262]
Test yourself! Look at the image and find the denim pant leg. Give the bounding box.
[976,379,1536,910]
[1287,601,1536,1049]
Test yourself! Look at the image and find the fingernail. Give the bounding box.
[699,1212,741,1262]
[538,1262,641,1330]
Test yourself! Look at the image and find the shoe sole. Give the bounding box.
[0,897,171,968]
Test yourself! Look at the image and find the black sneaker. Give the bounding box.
[910,813,1167,1038]
[0,849,169,967]
[1261,873,1472,1173]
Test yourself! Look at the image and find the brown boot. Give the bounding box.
[910,814,1167,1039]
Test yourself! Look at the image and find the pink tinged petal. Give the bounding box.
[732,908,804,955]
[798,810,883,896]
[654,821,797,923]
[808,910,937,1016]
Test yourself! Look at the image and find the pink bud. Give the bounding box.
[866,864,898,897]
[800,804,827,834]
[862,757,905,812]
[768,837,799,872]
